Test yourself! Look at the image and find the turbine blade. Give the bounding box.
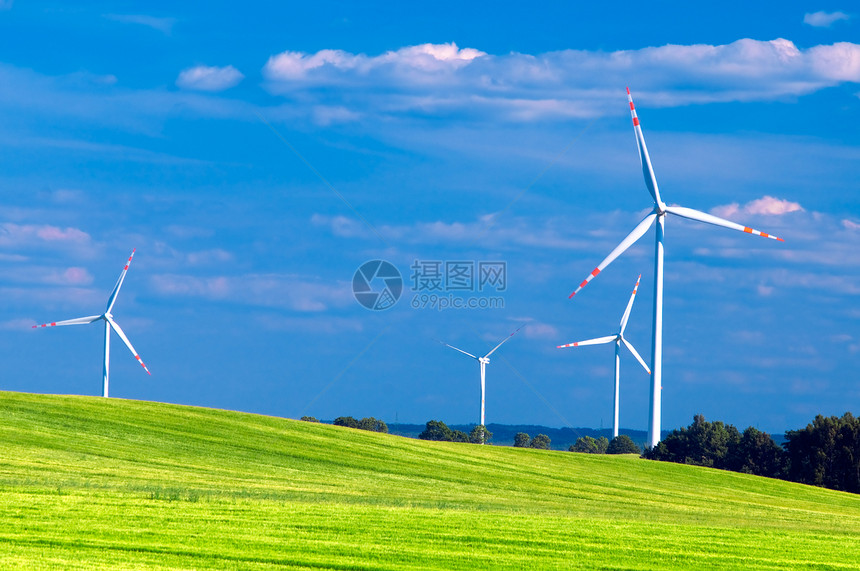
[628,87,663,206]
[483,325,523,359]
[664,205,784,241]
[619,274,643,334]
[439,341,478,360]
[557,334,617,348]
[569,211,657,298]
[32,315,102,328]
[621,336,651,374]
[105,249,137,314]
[105,315,150,375]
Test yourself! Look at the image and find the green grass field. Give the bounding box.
[0,391,858,569]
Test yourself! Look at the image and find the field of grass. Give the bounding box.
[0,391,858,569]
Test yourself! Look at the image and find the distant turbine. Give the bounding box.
[33,249,150,397]
[558,274,651,439]
[569,88,783,448]
[440,325,522,433]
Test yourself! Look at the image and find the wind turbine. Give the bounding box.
[569,88,783,448]
[558,274,651,439]
[33,249,150,397]
[440,325,522,435]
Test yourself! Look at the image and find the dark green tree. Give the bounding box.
[570,435,607,454]
[333,416,359,429]
[513,432,531,448]
[358,417,388,433]
[451,430,470,443]
[645,414,741,468]
[530,434,551,450]
[299,416,319,423]
[469,425,493,445]
[419,420,454,441]
[607,434,640,454]
[784,412,860,493]
[730,427,784,478]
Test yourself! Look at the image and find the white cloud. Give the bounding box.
[185,249,234,266]
[262,39,860,123]
[310,213,593,250]
[176,65,244,92]
[0,63,254,135]
[843,219,860,230]
[711,196,803,218]
[58,267,94,286]
[803,11,851,28]
[757,284,774,297]
[104,14,176,35]
[0,265,94,287]
[263,42,486,82]
[1,318,35,331]
[522,321,560,339]
[0,223,91,248]
[149,273,353,312]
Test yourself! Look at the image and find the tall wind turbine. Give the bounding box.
[33,249,150,397]
[440,325,522,433]
[558,274,651,439]
[569,88,783,448]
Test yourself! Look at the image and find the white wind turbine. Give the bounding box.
[33,249,151,397]
[569,88,783,448]
[558,274,650,439]
[440,325,522,435]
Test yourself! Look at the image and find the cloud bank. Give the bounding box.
[263,39,860,122]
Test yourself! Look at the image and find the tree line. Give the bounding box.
[569,434,641,454]
[418,420,493,445]
[302,415,389,433]
[644,412,860,494]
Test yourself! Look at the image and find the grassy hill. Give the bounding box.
[0,392,858,569]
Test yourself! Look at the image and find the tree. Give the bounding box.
[333,416,359,429]
[469,425,493,445]
[570,435,608,454]
[730,427,784,478]
[300,416,319,423]
[530,434,551,450]
[644,414,740,468]
[358,417,388,433]
[419,420,454,441]
[607,434,640,454]
[513,432,531,448]
[784,412,860,493]
[451,430,470,443]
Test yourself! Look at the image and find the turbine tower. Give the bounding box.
[569,88,783,448]
[440,325,522,436]
[33,249,151,397]
[558,274,651,439]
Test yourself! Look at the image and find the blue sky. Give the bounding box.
[2,1,858,435]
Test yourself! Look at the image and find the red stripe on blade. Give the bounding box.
[633,117,640,126]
